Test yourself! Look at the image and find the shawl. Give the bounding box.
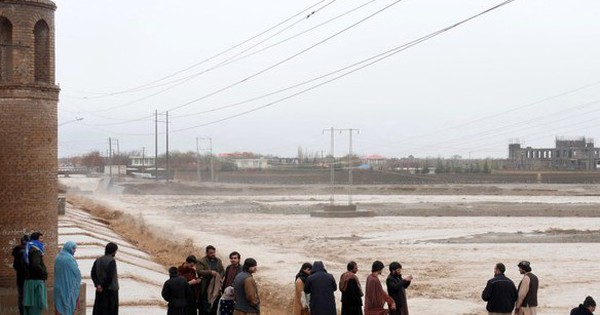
[207,272,223,305]
[24,240,45,264]
[339,271,363,296]
[54,241,81,315]
[221,286,235,301]
[365,273,393,315]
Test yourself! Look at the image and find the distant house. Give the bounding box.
[234,158,269,170]
[217,152,269,170]
[362,154,387,167]
[268,157,300,168]
[129,156,155,168]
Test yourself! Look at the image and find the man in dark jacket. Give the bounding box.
[387,261,412,315]
[162,266,194,315]
[12,234,29,315]
[304,261,337,315]
[481,263,517,315]
[91,242,119,315]
[570,296,596,315]
[339,261,363,315]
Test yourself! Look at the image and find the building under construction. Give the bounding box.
[509,137,600,170]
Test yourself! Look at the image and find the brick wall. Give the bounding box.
[0,0,58,288]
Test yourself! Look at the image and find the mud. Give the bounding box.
[61,177,600,315]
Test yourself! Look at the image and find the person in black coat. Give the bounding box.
[570,296,596,315]
[12,234,29,315]
[481,263,517,314]
[304,261,337,315]
[162,266,194,315]
[386,262,412,315]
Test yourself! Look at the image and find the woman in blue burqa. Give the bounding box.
[54,241,81,315]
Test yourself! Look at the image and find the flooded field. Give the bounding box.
[60,176,600,315]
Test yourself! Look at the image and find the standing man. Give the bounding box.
[23,232,48,315]
[197,245,225,315]
[570,296,596,315]
[304,261,337,315]
[481,263,517,315]
[364,261,395,315]
[178,255,201,315]
[162,266,194,315]
[12,234,29,315]
[222,251,242,292]
[387,262,412,315]
[232,258,260,315]
[515,261,538,315]
[340,261,363,315]
[91,242,119,315]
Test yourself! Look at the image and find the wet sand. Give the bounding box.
[61,177,600,315]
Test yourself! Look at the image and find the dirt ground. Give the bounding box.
[61,177,600,315]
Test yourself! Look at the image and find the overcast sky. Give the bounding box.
[55,0,600,159]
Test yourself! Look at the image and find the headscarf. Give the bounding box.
[24,239,45,264]
[339,271,363,296]
[222,286,235,301]
[295,262,312,283]
[54,241,81,315]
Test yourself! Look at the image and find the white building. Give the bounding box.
[234,158,269,170]
[129,156,155,167]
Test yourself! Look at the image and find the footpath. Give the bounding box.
[61,202,166,314]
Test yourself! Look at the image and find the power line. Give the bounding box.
[77,0,386,126]
[81,0,342,115]
[171,0,517,132]
[385,80,600,147]
[74,0,331,100]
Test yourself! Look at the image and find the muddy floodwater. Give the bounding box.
[61,176,600,315]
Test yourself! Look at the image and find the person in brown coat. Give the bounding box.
[293,262,312,315]
[340,261,363,315]
[364,261,395,315]
[197,245,225,315]
[178,255,202,314]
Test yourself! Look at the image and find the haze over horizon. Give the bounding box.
[56,0,600,159]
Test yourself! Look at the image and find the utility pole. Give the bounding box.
[347,128,359,205]
[323,128,359,206]
[195,137,202,184]
[108,137,113,178]
[198,137,214,182]
[115,139,120,155]
[141,147,146,174]
[323,127,336,205]
[154,110,158,182]
[209,138,214,182]
[165,111,169,183]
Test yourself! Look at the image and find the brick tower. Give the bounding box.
[0,0,59,289]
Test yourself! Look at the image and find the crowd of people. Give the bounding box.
[162,246,260,315]
[10,234,597,315]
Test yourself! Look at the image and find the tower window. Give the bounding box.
[0,17,13,81]
[34,20,50,83]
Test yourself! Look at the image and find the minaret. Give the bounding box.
[0,0,59,288]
